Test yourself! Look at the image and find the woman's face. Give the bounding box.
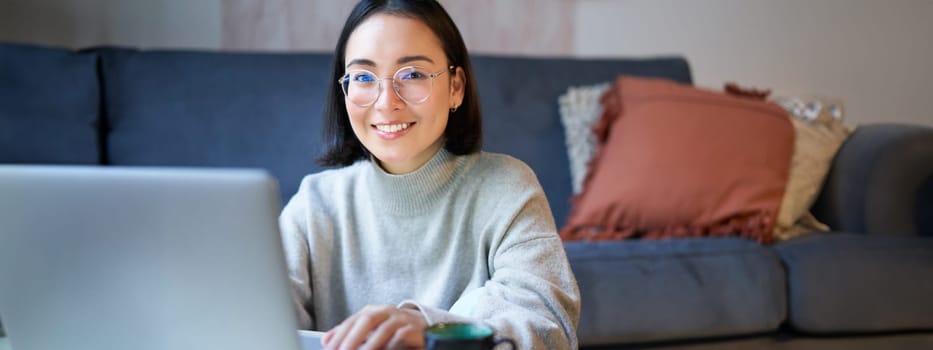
[343,14,465,174]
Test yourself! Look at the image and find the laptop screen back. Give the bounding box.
[0,166,301,350]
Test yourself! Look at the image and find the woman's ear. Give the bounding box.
[450,66,466,107]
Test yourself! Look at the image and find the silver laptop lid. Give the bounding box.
[0,165,300,350]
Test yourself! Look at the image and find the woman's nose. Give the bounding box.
[374,79,404,110]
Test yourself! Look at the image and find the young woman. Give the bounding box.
[279,1,580,349]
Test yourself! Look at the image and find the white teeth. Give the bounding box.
[375,123,411,133]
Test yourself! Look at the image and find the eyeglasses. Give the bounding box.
[338,65,453,107]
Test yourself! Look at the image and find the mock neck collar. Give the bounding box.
[365,148,464,215]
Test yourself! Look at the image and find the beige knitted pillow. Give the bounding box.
[772,96,852,241]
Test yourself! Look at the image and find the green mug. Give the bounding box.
[424,323,516,350]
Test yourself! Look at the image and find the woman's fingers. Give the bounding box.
[359,317,406,350]
[339,309,390,350]
[323,305,427,350]
[385,309,428,349]
[323,305,389,350]
[387,323,424,350]
[322,311,360,349]
[321,318,349,348]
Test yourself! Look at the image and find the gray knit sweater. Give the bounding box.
[279,148,580,349]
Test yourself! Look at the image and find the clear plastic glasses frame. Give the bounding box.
[338,65,454,107]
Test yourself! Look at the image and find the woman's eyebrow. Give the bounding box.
[397,55,435,65]
[346,56,435,68]
[346,58,376,68]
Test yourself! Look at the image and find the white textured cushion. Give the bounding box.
[558,83,610,194]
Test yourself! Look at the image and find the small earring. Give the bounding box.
[450,106,458,113]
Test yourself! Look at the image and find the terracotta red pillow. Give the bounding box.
[560,76,794,244]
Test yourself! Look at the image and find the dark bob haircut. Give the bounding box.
[318,0,482,167]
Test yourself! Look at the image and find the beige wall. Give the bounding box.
[218,0,574,54]
[1,0,930,126]
[574,0,933,126]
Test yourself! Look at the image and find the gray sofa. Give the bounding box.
[2,42,932,349]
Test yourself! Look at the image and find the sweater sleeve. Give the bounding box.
[279,181,315,330]
[402,168,581,349]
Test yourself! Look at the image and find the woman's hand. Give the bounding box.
[322,304,428,350]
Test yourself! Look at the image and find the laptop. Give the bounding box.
[0,165,322,350]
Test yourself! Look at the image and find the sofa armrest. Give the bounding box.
[811,123,933,236]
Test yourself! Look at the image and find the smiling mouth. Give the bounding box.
[373,122,415,133]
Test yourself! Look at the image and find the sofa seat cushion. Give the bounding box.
[565,238,786,346]
[99,48,330,203]
[0,43,100,164]
[776,233,933,333]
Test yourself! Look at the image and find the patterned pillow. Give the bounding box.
[770,95,852,240]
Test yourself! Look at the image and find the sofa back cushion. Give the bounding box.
[98,49,693,212]
[0,43,100,164]
[99,48,331,204]
[471,56,692,227]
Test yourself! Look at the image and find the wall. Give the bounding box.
[0,0,221,49]
[0,0,930,126]
[574,0,933,127]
